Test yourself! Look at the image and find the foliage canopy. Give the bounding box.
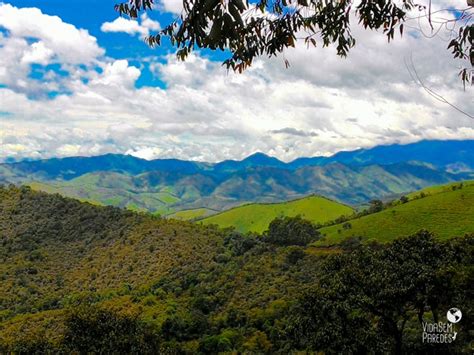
[0,186,472,353]
[115,0,473,84]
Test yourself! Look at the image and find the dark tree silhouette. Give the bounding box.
[115,0,473,84]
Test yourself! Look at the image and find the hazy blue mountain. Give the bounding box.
[4,153,210,180]
[10,161,469,213]
[289,140,474,171]
[213,152,286,173]
[211,161,461,206]
[3,140,473,181]
[1,140,472,213]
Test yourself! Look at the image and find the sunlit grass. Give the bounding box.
[317,184,474,245]
[200,195,353,233]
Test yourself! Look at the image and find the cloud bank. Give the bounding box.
[0,2,473,163]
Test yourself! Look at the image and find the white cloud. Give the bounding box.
[140,13,161,31]
[56,144,82,156]
[101,14,160,39]
[127,146,163,160]
[0,3,104,96]
[90,60,141,89]
[20,41,54,65]
[158,0,183,15]
[0,3,103,64]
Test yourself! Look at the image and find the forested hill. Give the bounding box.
[0,186,224,314]
[0,186,472,353]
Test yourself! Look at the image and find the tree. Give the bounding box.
[115,0,473,84]
[342,221,352,230]
[198,334,233,353]
[286,231,473,354]
[264,215,320,246]
[400,195,409,204]
[368,199,384,213]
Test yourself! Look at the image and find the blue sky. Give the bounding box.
[0,0,472,162]
[3,0,173,89]
[2,0,230,91]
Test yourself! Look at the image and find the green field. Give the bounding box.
[317,183,474,245]
[200,195,354,233]
[405,180,474,200]
[168,208,217,220]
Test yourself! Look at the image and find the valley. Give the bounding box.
[2,140,473,217]
[2,1,473,352]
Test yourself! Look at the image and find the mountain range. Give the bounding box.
[1,139,473,214]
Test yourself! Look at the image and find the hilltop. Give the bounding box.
[200,195,353,233]
[317,181,474,245]
[168,207,217,220]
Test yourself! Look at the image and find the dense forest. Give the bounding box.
[0,185,472,353]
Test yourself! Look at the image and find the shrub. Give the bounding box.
[400,195,409,204]
[342,222,352,230]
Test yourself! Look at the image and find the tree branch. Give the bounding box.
[405,55,474,119]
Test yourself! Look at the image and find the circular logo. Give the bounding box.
[447,308,462,323]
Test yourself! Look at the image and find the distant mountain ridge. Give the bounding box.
[2,140,473,180]
[0,153,210,181]
[213,152,287,173]
[1,140,473,213]
[288,139,474,171]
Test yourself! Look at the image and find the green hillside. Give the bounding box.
[318,183,474,245]
[405,180,474,199]
[27,177,180,215]
[0,186,222,313]
[0,186,472,353]
[168,207,217,220]
[201,195,354,233]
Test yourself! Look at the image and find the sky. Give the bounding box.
[0,0,473,162]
